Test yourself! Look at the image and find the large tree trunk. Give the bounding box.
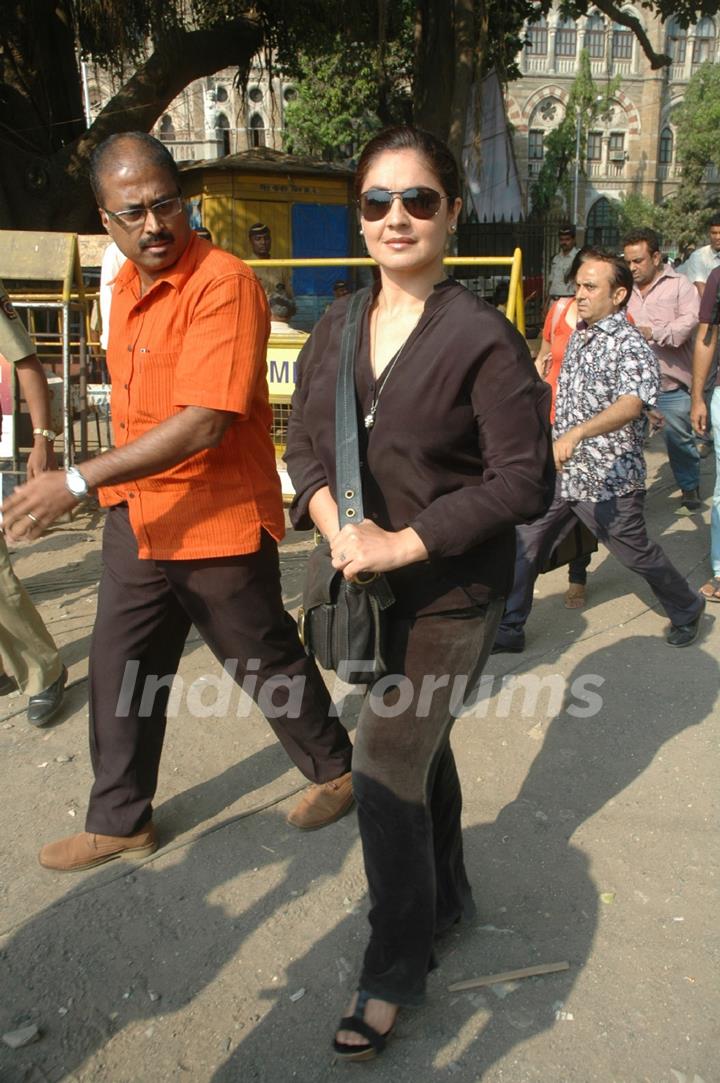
[0,11,263,232]
[413,0,456,139]
[413,0,482,172]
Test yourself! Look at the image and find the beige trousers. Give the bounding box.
[0,533,62,695]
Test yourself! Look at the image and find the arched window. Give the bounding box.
[611,21,633,60]
[215,112,231,155]
[248,112,265,149]
[585,13,606,58]
[158,114,175,141]
[527,15,548,55]
[666,19,687,64]
[659,127,674,164]
[556,16,577,57]
[693,17,716,64]
[586,196,620,248]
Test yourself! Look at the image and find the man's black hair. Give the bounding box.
[622,228,660,255]
[89,132,180,203]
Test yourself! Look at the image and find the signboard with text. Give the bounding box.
[266,332,306,401]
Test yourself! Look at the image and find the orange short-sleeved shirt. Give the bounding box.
[99,234,285,560]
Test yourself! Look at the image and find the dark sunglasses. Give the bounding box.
[358,187,449,222]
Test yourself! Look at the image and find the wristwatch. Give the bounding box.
[33,428,56,441]
[65,466,89,500]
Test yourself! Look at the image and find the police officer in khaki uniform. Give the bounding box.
[247,222,293,299]
[0,281,66,723]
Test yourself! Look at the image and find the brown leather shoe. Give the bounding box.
[287,771,354,830]
[38,824,157,871]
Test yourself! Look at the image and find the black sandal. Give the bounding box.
[332,990,397,1062]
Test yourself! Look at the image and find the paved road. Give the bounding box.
[0,442,717,1083]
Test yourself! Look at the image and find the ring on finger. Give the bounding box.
[26,513,38,523]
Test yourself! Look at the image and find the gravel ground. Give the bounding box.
[0,440,717,1083]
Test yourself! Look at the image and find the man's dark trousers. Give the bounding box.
[495,479,702,649]
[86,504,352,836]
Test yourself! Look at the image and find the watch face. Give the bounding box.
[66,470,87,497]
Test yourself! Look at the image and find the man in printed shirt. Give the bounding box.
[2,133,353,871]
[623,228,701,512]
[493,249,704,653]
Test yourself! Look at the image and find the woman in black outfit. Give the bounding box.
[285,125,553,1059]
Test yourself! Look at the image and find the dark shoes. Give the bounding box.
[286,771,354,830]
[679,488,702,513]
[491,639,525,655]
[39,823,157,871]
[666,600,705,647]
[27,667,67,726]
[0,673,18,696]
[333,990,398,1062]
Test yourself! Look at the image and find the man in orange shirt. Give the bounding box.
[2,133,353,870]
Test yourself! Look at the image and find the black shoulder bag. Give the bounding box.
[298,288,395,685]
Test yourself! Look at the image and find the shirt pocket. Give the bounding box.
[133,352,178,425]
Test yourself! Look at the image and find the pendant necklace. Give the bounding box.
[365,309,421,430]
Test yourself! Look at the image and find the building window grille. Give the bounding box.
[659,127,673,164]
[611,25,633,60]
[556,18,577,56]
[527,17,548,54]
[585,14,606,58]
[692,17,716,64]
[528,130,544,160]
[667,21,687,64]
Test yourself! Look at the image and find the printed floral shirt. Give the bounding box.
[553,310,660,502]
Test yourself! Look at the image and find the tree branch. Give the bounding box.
[591,0,671,69]
[65,17,263,176]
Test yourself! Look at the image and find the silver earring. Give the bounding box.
[450,224,457,233]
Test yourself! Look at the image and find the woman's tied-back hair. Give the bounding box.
[354,126,460,204]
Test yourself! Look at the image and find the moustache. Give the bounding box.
[140,232,174,249]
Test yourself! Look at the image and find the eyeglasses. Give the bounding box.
[358,187,449,222]
[103,196,184,228]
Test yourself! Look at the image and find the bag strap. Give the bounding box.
[336,287,372,529]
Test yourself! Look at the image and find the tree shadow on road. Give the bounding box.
[0,802,358,1083]
[209,634,718,1081]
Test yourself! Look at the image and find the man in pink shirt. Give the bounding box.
[624,228,701,512]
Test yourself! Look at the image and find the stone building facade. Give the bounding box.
[83,60,294,163]
[505,4,720,243]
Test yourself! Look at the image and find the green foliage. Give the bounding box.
[656,189,715,250]
[280,5,414,160]
[616,191,663,237]
[530,50,620,214]
[675,62,720,183]
[654,62,720,248]
[282,48,385,160]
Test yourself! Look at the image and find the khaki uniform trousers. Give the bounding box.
[0,533,62,695]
